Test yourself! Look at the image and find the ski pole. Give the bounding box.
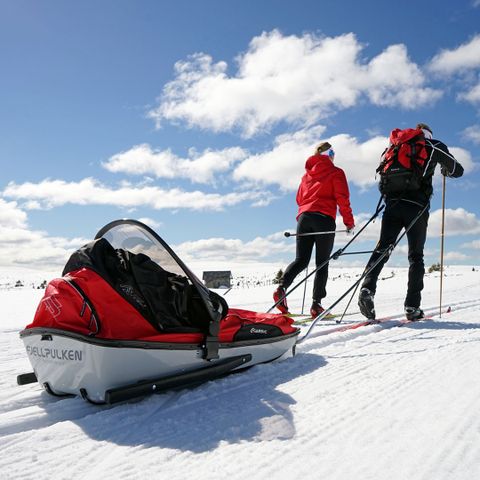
[336,245,387,324]
[298,247,394,343]
[439,174,446,318]
[284,230,348,238]
[335,250,377,256]
[297,202,429,343]
[335,196,426,324]
[301,267,308,315]
[267,199,385,313]
[336,279,362,324]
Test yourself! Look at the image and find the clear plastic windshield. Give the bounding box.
[97,221,188,278]
[96,219,221,330]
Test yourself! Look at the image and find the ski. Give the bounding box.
[293,313,337,325]
[304,311,437,338]
[289,310,360,325]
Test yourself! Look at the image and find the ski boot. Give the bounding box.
[358,288,375,320]
[405,306,425,321]
[310,302,325,319]
[273,286,289,314]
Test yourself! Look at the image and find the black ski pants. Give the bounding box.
[361,200,429,308]
[282,212,336,302]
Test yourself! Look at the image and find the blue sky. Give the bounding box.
[1,0,479,270]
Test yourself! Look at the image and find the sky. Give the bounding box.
[1,0,480,271]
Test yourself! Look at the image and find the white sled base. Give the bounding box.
[19,329,298,404]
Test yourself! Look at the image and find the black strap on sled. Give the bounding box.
[202,312,221,360]
[200,292,229,360]
[267,196,385,314]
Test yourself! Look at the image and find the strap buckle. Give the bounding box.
[202,335,219,361]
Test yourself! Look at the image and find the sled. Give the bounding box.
[18,219,298,404]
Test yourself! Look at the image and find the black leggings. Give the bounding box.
[361,201,429,308]
[282,212,336,302]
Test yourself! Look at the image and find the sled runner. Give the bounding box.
[18,220,299,404]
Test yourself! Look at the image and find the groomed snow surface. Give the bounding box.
[1,265,480,480]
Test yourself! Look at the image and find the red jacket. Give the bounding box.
[296,153,354,228]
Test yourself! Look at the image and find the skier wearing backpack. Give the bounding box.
[358,123,464,321]
[274,141,355,318]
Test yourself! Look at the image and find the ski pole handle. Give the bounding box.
[284,230,347,238]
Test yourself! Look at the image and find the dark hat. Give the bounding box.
[316,141,332,154]
[416,123,432,134]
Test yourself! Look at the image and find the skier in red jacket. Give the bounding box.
[274,141,355,317]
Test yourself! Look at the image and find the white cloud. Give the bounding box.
[234,127,476,192]
[444,251,469,261]
[343,139,476,190]
[173,221,428,267]
[233,126,387,191]
[459,81,480,105]
[428,208,480,237]
[2,178,271,212]
[347,209,480,253]
[175,232,294,263]
[0,201,89,268]
[137,217,163,229]
[0,198,28,228]
[447,147,476,174]
[0,227,88,268]
[428,35,480,107]
[6,130,473,220]
[233,126,326,190]
[461,239,480,249]
[104,144,248,184]
[462,124,480,144]
[348,212,383,241]
[365,44,441,107]
[2,205,476,269]
[149,30,440,136]
[429,35,480,74]
[325,134,387,189]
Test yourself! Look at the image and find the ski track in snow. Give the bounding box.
[1,266,480,479]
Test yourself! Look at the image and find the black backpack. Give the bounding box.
[377,128,428,195]
[63,238,228,333]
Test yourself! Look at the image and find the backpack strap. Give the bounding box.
[376,145,388,170]
[408,138,417,163]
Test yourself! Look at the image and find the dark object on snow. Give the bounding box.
[202,271,232,289]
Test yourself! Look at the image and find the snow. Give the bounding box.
[1,265,480,480]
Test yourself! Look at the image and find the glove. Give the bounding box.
[441,166,450,177]
[346,225,355,235]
